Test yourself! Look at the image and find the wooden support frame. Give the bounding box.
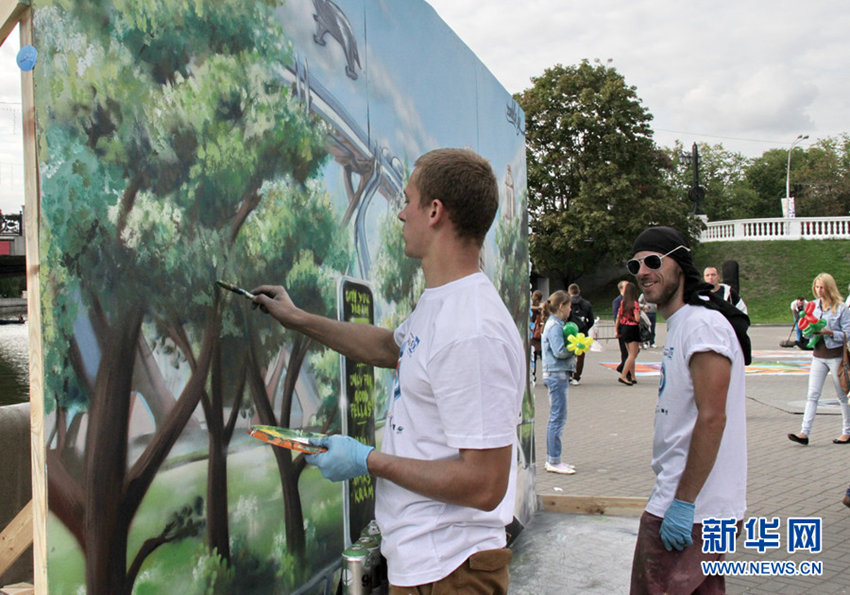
[0,1,44,592]
[0,500,33,578]
[0,0,28,46]
[540,494,648,517]
[21,6,45,592]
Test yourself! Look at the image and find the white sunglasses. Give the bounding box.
[626,245,690,275]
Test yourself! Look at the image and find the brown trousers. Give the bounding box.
[389,548,512,595]
[630,511,732,595]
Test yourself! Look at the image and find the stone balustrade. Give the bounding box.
[701,217,850,242]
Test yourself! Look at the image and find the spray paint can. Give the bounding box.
[356,535,381,590]
[364,519,381,536]
[342,541,372,594]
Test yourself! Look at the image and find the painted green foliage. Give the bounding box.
[31,0,531,592]
[34,0,352,592]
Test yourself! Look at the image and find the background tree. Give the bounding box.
[665,142,759,221]
[795,135,850,216]
[0,275,24,298]
[516,61,695,286]
[740,149,790,218]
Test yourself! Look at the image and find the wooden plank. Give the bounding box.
[540,494,647,517]
[0,0,27,46]
[0,583,35,595]
[18,8,46,595]
[0,501,33,578]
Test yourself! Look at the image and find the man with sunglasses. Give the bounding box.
[627,226,750,594]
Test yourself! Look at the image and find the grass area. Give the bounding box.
[582,240,850,324]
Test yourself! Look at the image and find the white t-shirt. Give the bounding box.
[646,304,747,523]
[376,272,525,586]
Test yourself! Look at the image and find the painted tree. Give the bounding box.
[235,176,350,571]
[515,60,696,284]
[374,197,423,325]
[492,193,534,471]
[34,0,345,592]
[494,210,529,330]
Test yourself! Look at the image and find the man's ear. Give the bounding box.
[428,199,446,227]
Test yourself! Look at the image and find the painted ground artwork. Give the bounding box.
[30,1,530,592]
[600,350,813,377]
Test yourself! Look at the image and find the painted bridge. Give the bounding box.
[3,210,850,279]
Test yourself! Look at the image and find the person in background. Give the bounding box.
[790,295,808,347]
[531,290,544,318]
[639,292,658,348]
[703,266,748,314]
[787,273,850,446]
[567,283,594,386]
[627,226,749,594]
[253,148,524,592]
[541,290,578,474]
[612,280,632,382]
[531,290,545,381]
[615,282,641,386]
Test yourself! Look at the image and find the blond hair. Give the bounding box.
[813,273,843,312]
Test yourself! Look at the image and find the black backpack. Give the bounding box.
[569,299,591,334]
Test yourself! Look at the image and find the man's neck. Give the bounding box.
[658,301,685,320]
[657,285,686,320]
[421,240,482,288]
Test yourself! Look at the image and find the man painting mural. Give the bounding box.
[627,227,751,594]
[253,148,525,593]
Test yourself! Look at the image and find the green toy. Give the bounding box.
[563,321,579,340]
[801,318,827,349]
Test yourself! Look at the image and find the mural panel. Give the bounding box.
[31,0,530,592]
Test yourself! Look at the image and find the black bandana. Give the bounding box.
[632,226,752,365]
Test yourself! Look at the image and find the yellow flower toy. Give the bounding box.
[566,332,594,356]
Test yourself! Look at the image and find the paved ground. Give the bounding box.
[509,324,850,594]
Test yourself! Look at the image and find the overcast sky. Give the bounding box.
[426,0,850,158]
[2,1,849,212]
[1,25,24,214]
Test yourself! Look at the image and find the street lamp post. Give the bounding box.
[785,133,809,201]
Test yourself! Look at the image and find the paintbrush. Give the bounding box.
[215,280,257,300]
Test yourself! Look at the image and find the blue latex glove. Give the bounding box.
[304,435,374,482]
[659,499,695,551]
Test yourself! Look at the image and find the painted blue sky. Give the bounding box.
[276,0,526,280]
